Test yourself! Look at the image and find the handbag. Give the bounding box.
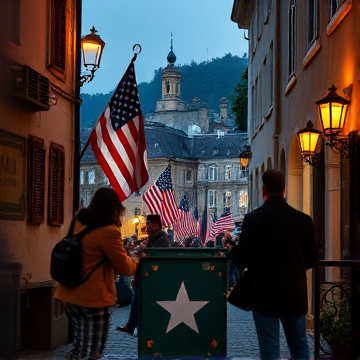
[226,268,252,311]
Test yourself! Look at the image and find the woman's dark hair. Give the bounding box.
[76,187,125,227]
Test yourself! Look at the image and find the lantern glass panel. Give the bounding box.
[240,158,249,167]
[319,102,348,134]
[82,42,102,67]
[298,132,320,154]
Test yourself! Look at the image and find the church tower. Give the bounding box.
[155,35,185,112]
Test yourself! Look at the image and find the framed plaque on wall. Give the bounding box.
[0,130,26,220]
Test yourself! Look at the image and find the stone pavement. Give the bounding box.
[1,303,316,360]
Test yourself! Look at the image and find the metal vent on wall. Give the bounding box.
[11,65,50,111]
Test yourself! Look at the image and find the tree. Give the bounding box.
[231,67,248,131]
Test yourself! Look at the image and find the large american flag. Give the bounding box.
[89,62,149,201]
[209,212,234,238]
[143,166,179,226]
[173,209,200,241]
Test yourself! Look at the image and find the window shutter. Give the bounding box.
[50,0,66,76]
[28,136,45,224]
[48,142,64,226]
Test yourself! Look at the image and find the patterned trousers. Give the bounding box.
[65,303,112,360]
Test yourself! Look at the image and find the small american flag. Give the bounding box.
[89,62,149,201]
[173,209,200,241]
[143,166,179,226]
[209,212,234,238]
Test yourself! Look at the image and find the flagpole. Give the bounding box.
[79,44,142,161]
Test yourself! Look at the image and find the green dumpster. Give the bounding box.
[138,248,227,358]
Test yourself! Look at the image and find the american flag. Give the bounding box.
[173,209,200,241]
[143,166,179,226]
[89,62,149,201]
[209,212,234,238]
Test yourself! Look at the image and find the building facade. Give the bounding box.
[231,0,360,330]
[0,0,82,351]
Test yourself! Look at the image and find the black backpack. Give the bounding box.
[50,221,105,288]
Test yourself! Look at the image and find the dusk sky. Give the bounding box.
[81,0,249,95]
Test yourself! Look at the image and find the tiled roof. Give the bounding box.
[80,123,247,163]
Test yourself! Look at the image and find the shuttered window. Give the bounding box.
[48,142,64,226]
[28,136,45,224]
[50,0,66,77]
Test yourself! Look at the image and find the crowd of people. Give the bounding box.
[57,168,319,360]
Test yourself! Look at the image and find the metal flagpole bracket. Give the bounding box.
[131,44,142,63]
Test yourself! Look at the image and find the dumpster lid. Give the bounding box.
[142,247,227,258]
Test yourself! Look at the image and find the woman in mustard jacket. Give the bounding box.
[55,187,139,360]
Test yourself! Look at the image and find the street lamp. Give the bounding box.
[297,120,322,167]
[80,26,105,87]
[239,142,252,168]
[316,84,350,156]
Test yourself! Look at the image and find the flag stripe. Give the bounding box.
[89,117,129,199]
[143,184,163,215]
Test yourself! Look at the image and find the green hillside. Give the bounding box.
[80,53,248,129]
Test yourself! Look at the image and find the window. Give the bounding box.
[88,169,95,184]
[288,0,296,78]
[208,190,217,207]
[50,0,66,77]
[239,190,248,208]
[48,142,64,226]
[330,0,345,17]
[209,166,218,181]
[183,169,192,184]
[225,165,231,181]
[327,0,351,36]
[80,169,95,184]
[225,190,232,207]
[0,0,20,44]
[308,0,319,45]
[28,136,45,224]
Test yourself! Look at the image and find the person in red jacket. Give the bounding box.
[55,187,139,360]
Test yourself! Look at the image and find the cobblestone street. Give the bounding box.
[104,303,295,359]
[3,303,315,360]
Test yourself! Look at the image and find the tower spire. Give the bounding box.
[167,32,176,65]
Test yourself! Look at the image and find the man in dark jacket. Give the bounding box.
[117,214,169,334]
[233,170,319,360]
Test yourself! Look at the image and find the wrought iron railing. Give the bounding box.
[313,260,360,359]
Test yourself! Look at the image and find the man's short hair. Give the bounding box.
[262,169,285,196]
[146,214,162,228]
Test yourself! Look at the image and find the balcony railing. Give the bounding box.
[313,260,360,359]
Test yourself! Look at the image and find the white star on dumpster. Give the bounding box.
[156,281,209,334]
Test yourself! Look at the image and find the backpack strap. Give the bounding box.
[68,220,107,285]
[82,257,107,284]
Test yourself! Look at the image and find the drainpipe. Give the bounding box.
[273,0,281,169]
[73,0,82,214]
